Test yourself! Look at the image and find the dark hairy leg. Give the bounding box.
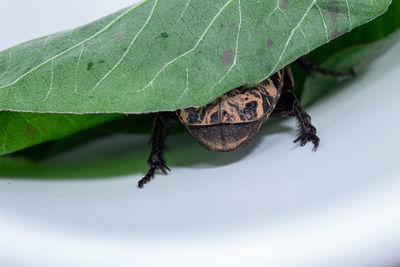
[296,56,355,78]
[272,92,320,151]
[138,112,175,189]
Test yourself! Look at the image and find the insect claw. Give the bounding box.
[138,158,171,188]
[312,145,318,152]
[158,160,170,174]
[162,165,171,173]
[293,125,320,151]
[294,136,301,144]
[138,168,156,189]
[160,167,168,175]
[163,162,171,171]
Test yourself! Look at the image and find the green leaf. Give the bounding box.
[308,0,400,62]
[0,112,119,156]
[301,30,400,107]
[301,0,400,106]
[0,0,391,114]
[290,0,399,98]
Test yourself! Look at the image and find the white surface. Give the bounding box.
[1,1,400,267]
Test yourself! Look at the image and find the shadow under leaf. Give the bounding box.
[0,119,292,180]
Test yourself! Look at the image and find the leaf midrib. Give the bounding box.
[0,1,146,90]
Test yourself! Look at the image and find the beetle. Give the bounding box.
[138,56,353,188]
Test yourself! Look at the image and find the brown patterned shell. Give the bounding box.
[176,70,284,126]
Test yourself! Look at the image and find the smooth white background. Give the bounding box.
[1,1,400,266]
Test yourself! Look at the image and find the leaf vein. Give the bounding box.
[21,113,45,137]
[208,0,242,93]
[178,68,190,101]
[43,36,50,48]
[316,3,329,42]
[0,49,12,81]
[264,0,280,23]
[345,0,353,28]
[62,114,80,128]
[74,44,84,93]
[43,60,54,101]
[259,0,317,83]
[89,0,159,94]
[172,0,192,32]
[299,27,310,52]
[278,7,293,28]
[0,1,145,90]
[136,0,234,93]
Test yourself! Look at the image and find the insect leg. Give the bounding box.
[272,92,320,151]
[138,112,175,189]
[296,56,355,77]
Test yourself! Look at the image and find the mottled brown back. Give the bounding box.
[177,70,284,126]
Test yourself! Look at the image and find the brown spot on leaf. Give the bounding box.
[258,63,264,73]
[115,34,122,42]
[330,0,342,38]
[25,123,36,142]
[258,59,268,73]
[281,0,290,9]
[188,40,196,49]
[221,48,233,66]
[231,22,237,28]
[333,29,344,38]
[330,0,339,25]
[267,39,273,47]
